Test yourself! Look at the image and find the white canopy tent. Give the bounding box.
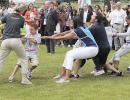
[78,0,92,8]
[9,0,36,4]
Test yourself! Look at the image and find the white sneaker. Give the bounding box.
[94,69,105,76]
[21,74,32,85]
[127,66,130,71]
[90,70,96,74]
[21,79,32,85]
[8,75,14,82]
[56,78,70,84]
[68,45,71,47]
[53,74,62,80]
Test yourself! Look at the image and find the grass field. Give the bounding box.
[0,46,130,100]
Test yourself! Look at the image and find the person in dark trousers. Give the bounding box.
[89,12,111,76]
[71,12,111,78]
[45,9,58,53]
[45,1,62,54]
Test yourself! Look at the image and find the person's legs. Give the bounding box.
[53,67,66,80]
[50,39,55,53]
[0,40,11,72]
[113,24,120,50]
[118,24,124,47]
[63,47,98,80]
[8,64,21,82]
[46,39,51,53]
[65,69,71,80]
[10,65,21,76]
[114,37,120,50]
[26,54,39,79]
[99,47,110,69]
[93,55,101,70]
[30,54,39,71]
[11,39,32,84]
[73,59,82,75]
[111,44,130,69]
[55,47,98,83]
[71,59,87,78]
[92,47,110,76]
[105,63,119,72]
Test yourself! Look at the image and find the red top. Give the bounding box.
[24,10,39,25]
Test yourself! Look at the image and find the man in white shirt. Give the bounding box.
[109,2,127,50]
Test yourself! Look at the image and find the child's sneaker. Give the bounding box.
[127,66,130,71]
[55,78,70,84]
[8,75,14,82]
[53,74,62,80]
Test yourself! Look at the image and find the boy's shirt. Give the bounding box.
[25,32,41,53]
[117,26,130,43]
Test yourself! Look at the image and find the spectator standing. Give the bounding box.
[109,2,127,50]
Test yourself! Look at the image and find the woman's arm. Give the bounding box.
[42,31,77,40]
[52,30,72,37]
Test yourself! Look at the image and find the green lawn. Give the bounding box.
[0,46,130,100]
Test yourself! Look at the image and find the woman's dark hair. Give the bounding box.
[73,16,84,29]
[27,3,34,11]
[55,0,61,6]
[96,12,104,24]
[102,17,109,27]
[88,5,93,12]
[126,5,130,15]
[86,6,93,22]
[73,9,77,16]
[95,5,101,10]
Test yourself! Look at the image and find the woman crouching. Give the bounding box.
[43,16,99,84]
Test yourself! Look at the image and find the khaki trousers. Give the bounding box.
[0,38,28,74]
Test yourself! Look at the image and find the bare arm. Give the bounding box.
[52,30,73,37]
[42,31,77,40]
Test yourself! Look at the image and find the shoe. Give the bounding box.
[109,71,117,75]
[94,69,105,76]
[27,69,32,80]
[68,45,71,47]
[70,74,80,78]
[116,72,123,76]
[90,70,96,74]
[109,71,123,76]
[21,74,32,85]
[127,66,130,71]
[53,74,62,80]
[55,78,70,84]
[8,75,14,82]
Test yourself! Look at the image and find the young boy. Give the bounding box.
[8,24,41,82]
[108,14,130,72]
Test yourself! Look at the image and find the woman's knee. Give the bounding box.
[65,51,73,58]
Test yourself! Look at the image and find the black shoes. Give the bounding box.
[70,74,80,78]
[109,71,123,76]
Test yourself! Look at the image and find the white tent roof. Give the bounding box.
[9,0,36,4]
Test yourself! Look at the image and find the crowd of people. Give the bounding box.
[0,0,130,84]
